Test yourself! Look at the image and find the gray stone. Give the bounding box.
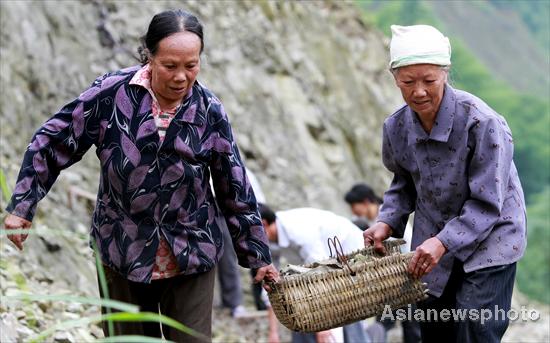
[0,313,20,343]
[1,1,547,342]
[53,330,74,343]
[15,310,26,320]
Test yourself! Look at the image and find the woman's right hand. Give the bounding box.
[363,222,393,255]
[4,214,32,251]
[254,263,280,292]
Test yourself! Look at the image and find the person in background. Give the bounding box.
[215,167,267,316]
[215,214,247,317]
[345,183,421,343]
[344,183,383,227]
[245,169,271,311]
[3,9,278,341]
[259,204,370,343]
[345,183,414,252]
[364,24,526,343]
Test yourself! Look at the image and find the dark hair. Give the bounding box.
[258,203,276,225]
[138,9,204,65]
[344,183,383,205]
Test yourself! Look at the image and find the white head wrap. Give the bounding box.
[389,25,451,69]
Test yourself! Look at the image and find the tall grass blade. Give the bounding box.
[4,293,139,313]
[92,240,114,337]
[0,169,11,203]
[29,311,207,342]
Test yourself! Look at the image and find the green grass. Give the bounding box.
[0,168,12,205]
[516,188,550,304]
[1,227,205,341]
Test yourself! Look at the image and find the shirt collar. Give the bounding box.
[129,63,152,89]
[407,84,456,146]
[129,64,205,126]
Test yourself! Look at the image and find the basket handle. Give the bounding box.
[327,236,355,276]
[265,280,277,293]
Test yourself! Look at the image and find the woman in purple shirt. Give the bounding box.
[364,25,527,343]
[4,10,278,341]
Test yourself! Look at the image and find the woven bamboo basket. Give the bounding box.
[268,239,428,332]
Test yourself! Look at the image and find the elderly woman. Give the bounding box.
[363,25,526,343]
[4,9,278,341]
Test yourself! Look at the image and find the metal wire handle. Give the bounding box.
[327,236,355,276]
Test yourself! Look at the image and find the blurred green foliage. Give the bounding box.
[357,0,550,304]
[490,0,550,51]
[517,187,550,304]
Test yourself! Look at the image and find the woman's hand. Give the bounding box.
[254,263,280,292]
[4,214,32,251]
[363,222,393,255]
[408,236,447,278]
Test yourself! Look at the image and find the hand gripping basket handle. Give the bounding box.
[327,236,355,276]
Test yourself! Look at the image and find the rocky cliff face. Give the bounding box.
[0,0,400,213]
[0,1,400,340]
[1,1,547,342]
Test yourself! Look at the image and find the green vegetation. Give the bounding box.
[0,169,11,204]
[517,187,550,304]
[358,0,550,200]
[1,227,203,342]
[357,0,550,304]
[490,0,550,51]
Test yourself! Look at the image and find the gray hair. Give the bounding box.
[390,65,451,77]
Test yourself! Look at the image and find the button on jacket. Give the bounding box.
[6,66,272,282]
[377,84,526,296]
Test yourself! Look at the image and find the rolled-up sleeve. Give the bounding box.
[437,115,514,261]
[209,102,272,269]
[377,122,417,238]
[6,81,101,221]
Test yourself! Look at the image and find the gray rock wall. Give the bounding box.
[0,1,403,341]
[0,0,400,216]
[1,2,548,343]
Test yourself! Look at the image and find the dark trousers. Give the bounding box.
[417,260,516,343]
[250,268,268,310]
[217,224,243,309]
[99,265,215,342]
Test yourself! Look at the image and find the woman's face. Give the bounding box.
[149,31,201,108]
[394,64,447,119]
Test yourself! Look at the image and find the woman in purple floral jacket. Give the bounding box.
[4,9,278,341]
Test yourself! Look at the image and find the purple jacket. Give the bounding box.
[378,84,526,297]
[6,66,272,282]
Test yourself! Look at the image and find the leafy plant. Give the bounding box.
[1,227,205,342]
[516,187,550,304]
[0,168,12,205]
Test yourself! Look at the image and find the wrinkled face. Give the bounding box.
[394,64,447,119]
[149,31,201,107]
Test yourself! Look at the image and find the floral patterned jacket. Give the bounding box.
[6,65,272,282]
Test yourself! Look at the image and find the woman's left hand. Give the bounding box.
[408,237,447,278]
[253,264,280,292]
